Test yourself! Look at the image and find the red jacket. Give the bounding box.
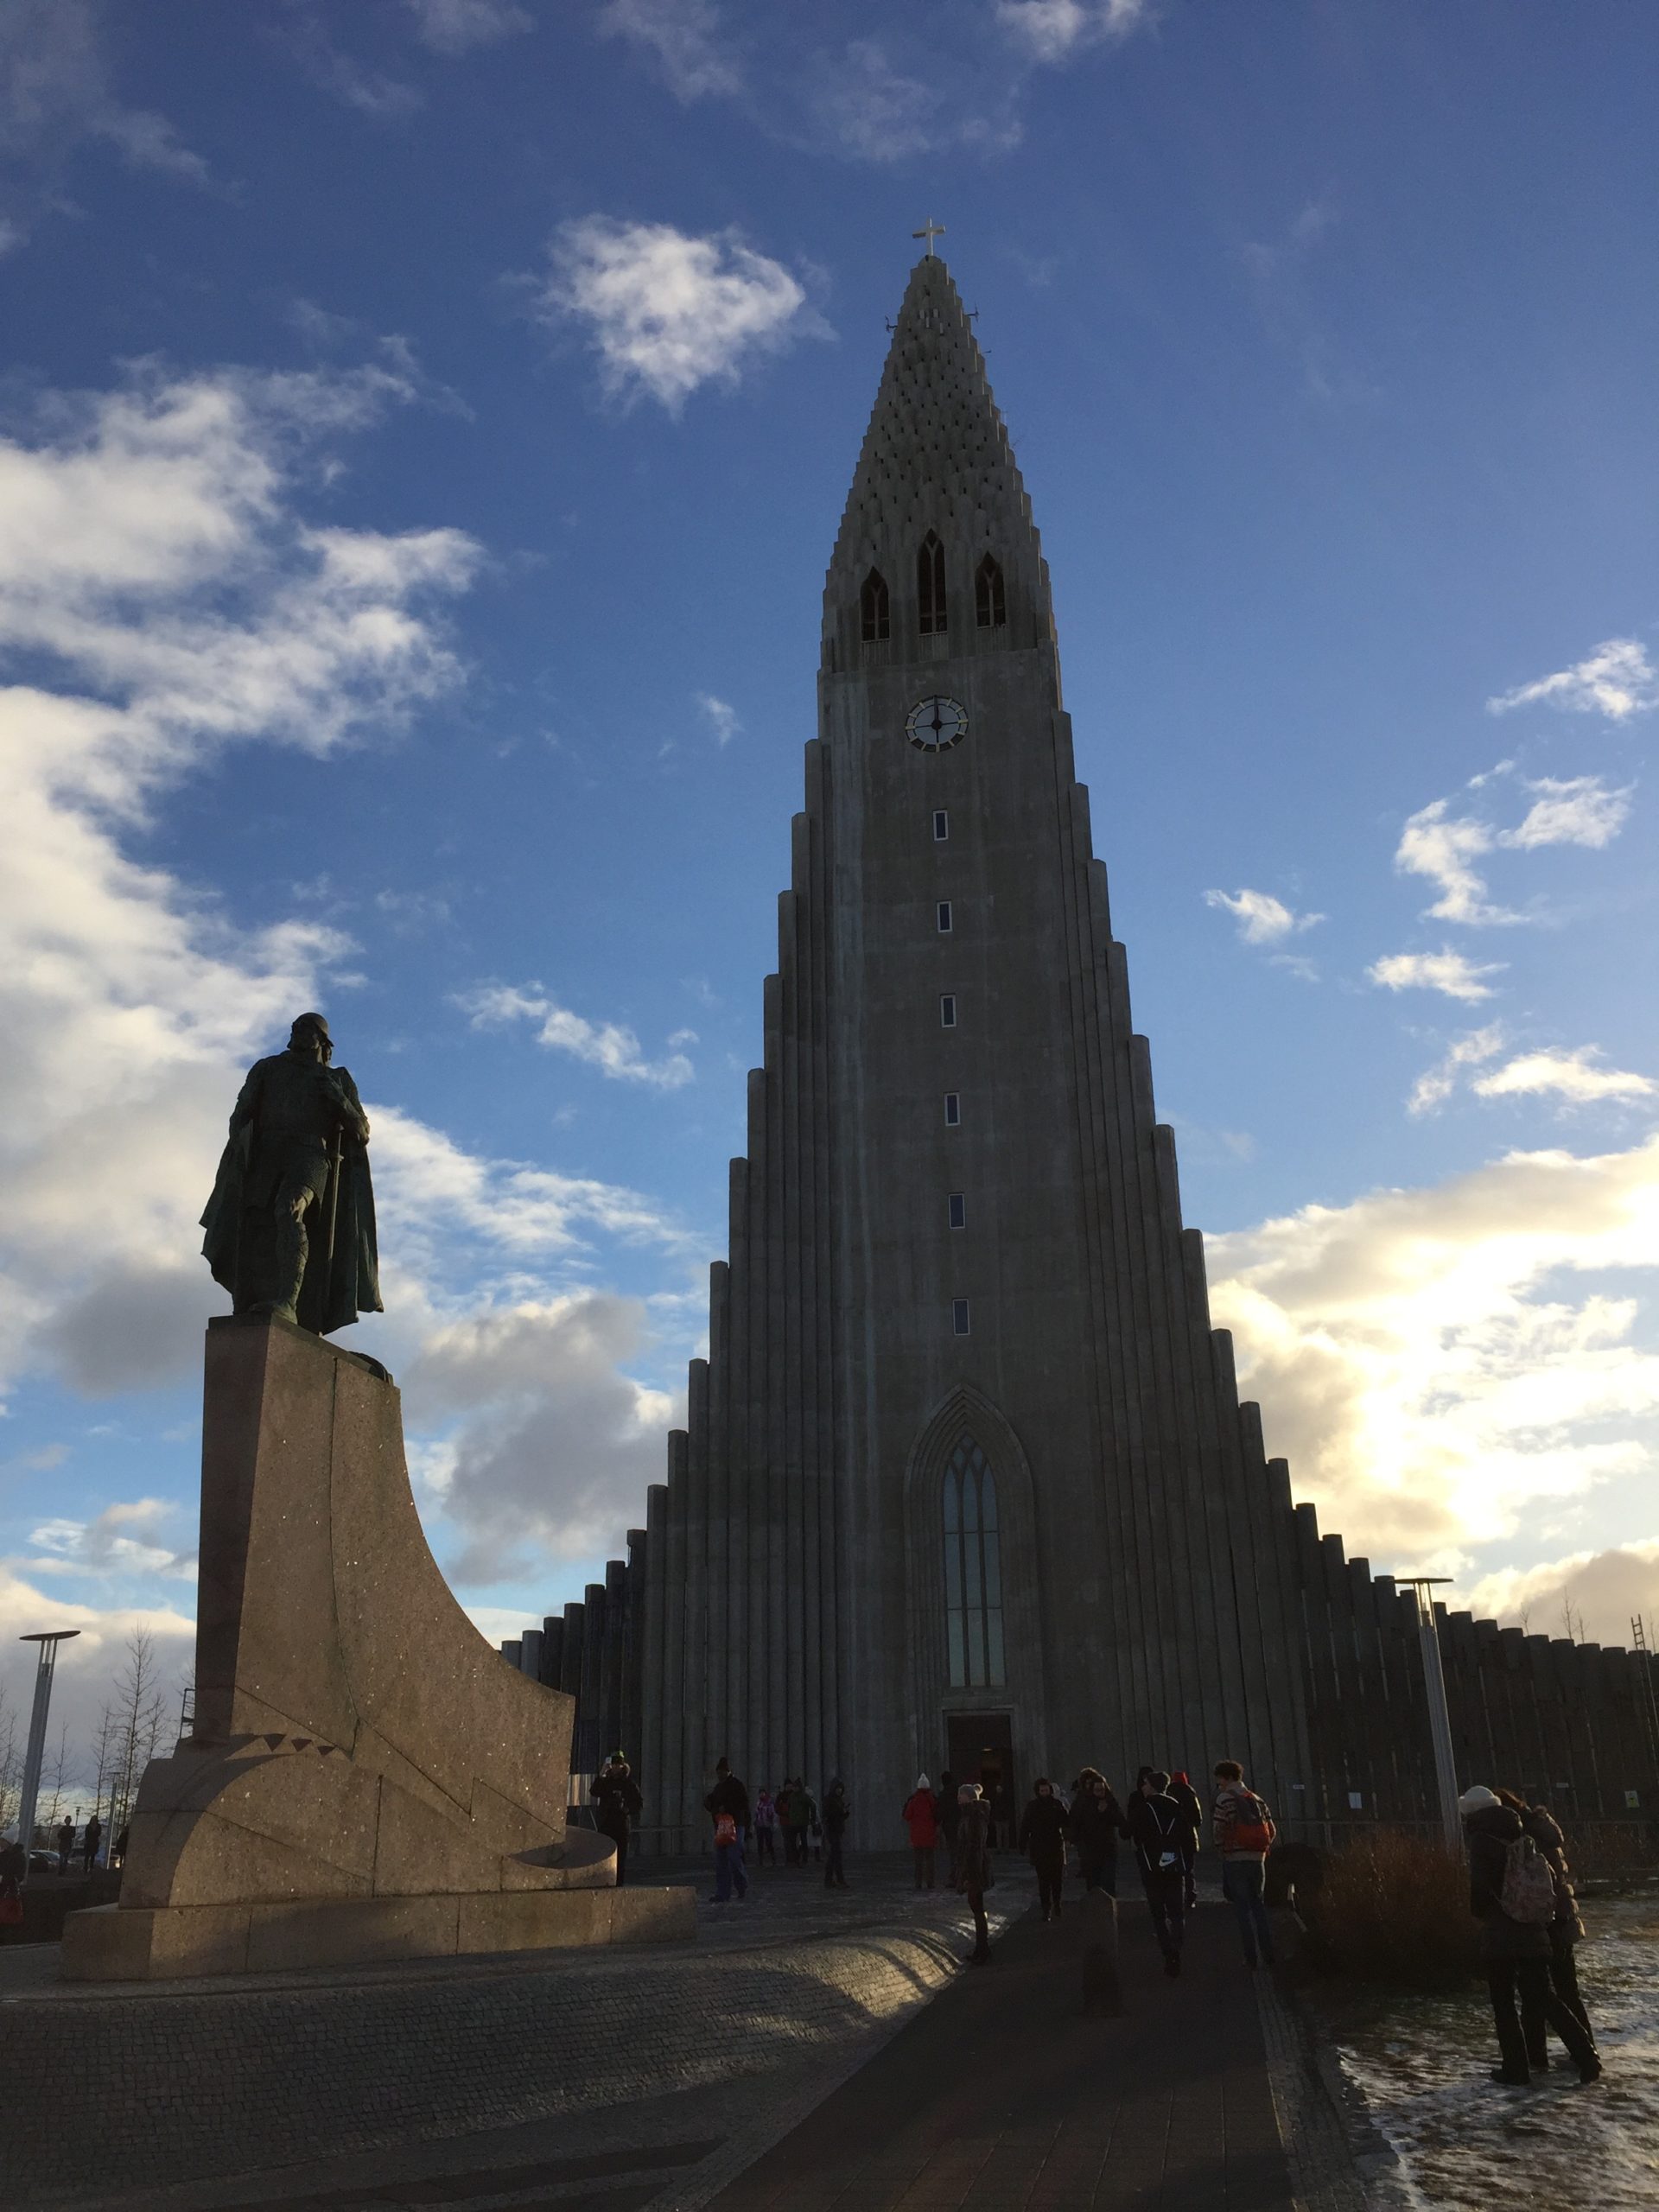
[902,1789,939,1847]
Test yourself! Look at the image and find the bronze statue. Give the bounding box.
[200,1013,382,1333]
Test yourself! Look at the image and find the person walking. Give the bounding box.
[1126,1770,1192,1976]
[1019,1777,1071,1921]
[822,1778,851,1889]
[936,1770,960,1862]
[903,1774,939,1888]
[951,1781,995,1966]
[1068,1770,1127,1896]
[1459,1784,1599,2085]
[1168,1771,1204,1910]
[81,1815,103,1873]
[753,1788,779,1866]
[703,1757,750,1904]
[1211,1759,1277,1967]
[1495,1788,1599,2070]
[55,1816,74,1874]
[0,1835,25,1941]
[591,1751,644,1886]
[780,1777,809,1868]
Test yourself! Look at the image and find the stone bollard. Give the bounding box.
[1077,1887,1122,2015]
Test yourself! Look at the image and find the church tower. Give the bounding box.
[635,252,1315,1846]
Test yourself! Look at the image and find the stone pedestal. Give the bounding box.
[64,1317,691,1980]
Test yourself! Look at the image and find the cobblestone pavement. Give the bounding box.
[0,1853,1031,2211]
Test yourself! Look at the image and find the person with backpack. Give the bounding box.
[1459,1784,1599,2085]
[822,1778,851,1889]
[1211,1759,1277,1967]
[1495,1788,1600,2070]
[703,1757,750,1904]
[1125,1770,1192,1975]
[1068,1770,1127,1897]
[1018,1777,1071,1921]
[902,1774,940,1888]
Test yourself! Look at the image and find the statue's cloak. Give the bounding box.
[200,1058,383,1336]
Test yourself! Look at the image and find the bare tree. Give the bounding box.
[1560,1596,1586,1645]
[105,1629,167,1843]
[41,1721,77,1827]
[0,1681,19,1837]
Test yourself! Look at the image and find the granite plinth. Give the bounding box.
[65,1317,691,1980]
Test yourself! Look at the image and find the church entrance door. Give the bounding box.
[948,1713,1014,1849]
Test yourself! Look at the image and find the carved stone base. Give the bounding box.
[64,1317,691,1980]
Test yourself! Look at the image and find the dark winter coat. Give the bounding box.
[1018,1792,1071,1867]
[952,1800,994,1894]
[1125,1791,1193,1885]
[1167,1777,1204,1853]
[592,1767,643,1839]
[1522,1803,1586,1940]
[1068,1789,1127,1859]
[823,1783,850,1838]
[704,1772,751,1830]
[1465,1803,1550,1959]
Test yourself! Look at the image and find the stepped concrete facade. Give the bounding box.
[522,256,1659,1853]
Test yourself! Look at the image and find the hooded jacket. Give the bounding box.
[1522,1803,1586,1941]
[1019,1787,1071,1866]
[902,1781,939,1847]
[1465,1802,1551,1958]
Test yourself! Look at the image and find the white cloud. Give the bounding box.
[1408,1024,1506,1116]
[0,0,210,192]
[1488,638,1659,722]
[1392,772,1631,925]
[1203,887,1324,946]
[597,0,741,101]
[401,0,532,54]
[25,1497,194,1582]
[1473,1049,1656,1107]
[1464,1541,1659,1649]
[402,1293,679,1579]
[697,692,741,747]
[1394,798,1515,925]
[995,0,1148,63]
[1208,1135,1659,1568]
[1500,774,1633,850]
[459,984,696,1090]
[1368,950,1506,1002]
[535,216,815,412]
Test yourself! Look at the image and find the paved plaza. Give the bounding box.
[0,1856,1376,2212]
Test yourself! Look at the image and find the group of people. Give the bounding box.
[946,1758,1277,1974]
[702,1759,851,1899]
[1460,1783,1603,2087]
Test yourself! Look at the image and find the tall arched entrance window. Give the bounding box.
[943,1437,1004,1688]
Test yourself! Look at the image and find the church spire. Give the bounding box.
[822,255,1052,671]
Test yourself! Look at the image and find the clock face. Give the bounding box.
[906,695,969,752]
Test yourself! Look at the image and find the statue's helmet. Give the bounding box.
[289,1012,333,1058]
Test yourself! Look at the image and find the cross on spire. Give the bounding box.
[912,217,945,257]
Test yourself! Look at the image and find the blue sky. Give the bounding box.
[2,0,1656,1772]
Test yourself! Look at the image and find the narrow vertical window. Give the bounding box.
[975,553,1007,629]
[944,1439,1005,1688]
[952,1299,971,1337]
[932,809,950,842]
[860,567,890,643]
[940,994,957,1027]
[944,1092,960,1126]
[948,1192,966,1229]
[937,900,952,933]
[918,531,947,635]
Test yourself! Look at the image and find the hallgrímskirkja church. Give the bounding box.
[509,253,1659,1852]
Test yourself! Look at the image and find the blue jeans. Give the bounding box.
[1222,1858,1274,1964]
[715,1838,748,1900]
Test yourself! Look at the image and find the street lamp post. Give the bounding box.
[16,1630,81,1874]
[1396,1580,1460,1852]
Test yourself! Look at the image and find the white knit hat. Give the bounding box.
[1458,1784,1500,1815]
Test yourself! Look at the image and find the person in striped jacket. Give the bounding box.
[1211,1759,1277,1968]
